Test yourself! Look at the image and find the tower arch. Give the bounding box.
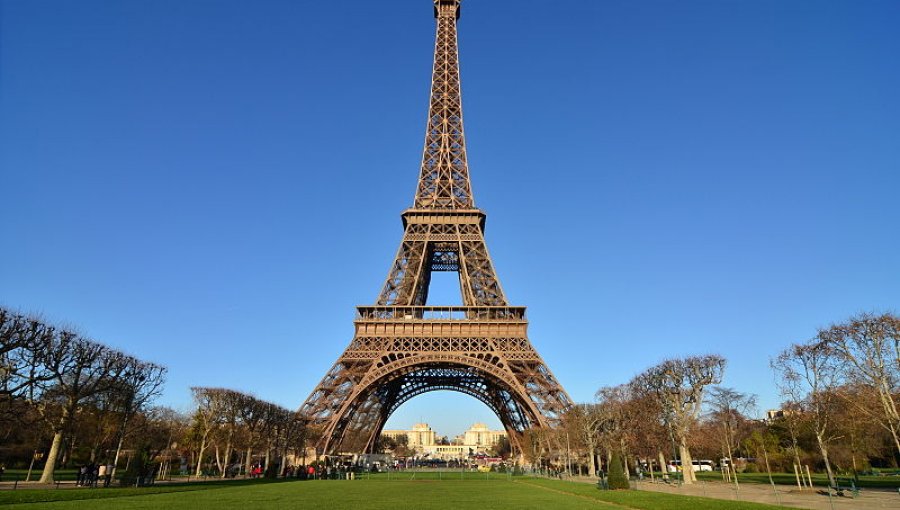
[319,355,546,454]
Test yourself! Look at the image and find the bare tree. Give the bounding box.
[108,357,166,475]
[594,385,632,476]
[1,310,166,478]
[0,310,56,407]
[637,355,726,484]
[135,406,188,479]
[566,403,603,476]
[36,334,127,483]
[259,403,292,476]
[820,312,900,457]
[769,399,806,478]
[280,412,308,472]
[240,394,270,475]
[201,388,244,478]
[830,386,884,475]
[521,427,548,471]
[707,387,756,484]
[772,340,842,487]
[190,387,226,476]
[622,382,669,479]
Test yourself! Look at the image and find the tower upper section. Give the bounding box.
[433,0,461,20]
[413,0,473,210]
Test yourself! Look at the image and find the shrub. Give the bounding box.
[120,449,152,487]
[607,453,630,490]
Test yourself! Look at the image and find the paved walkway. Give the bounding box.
[627,478,899,510]
[0,475,227,491]
[0,480,77,491]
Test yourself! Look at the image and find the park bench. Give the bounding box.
[829,479,859,498]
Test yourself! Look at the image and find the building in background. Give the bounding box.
[382,423,436,448]
[463,423,506,448]
[380,422,506,460]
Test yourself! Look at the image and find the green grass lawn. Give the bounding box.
[0,476,794,509]
[1,468,79,482]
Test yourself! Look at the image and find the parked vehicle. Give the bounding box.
[667,459,714,472]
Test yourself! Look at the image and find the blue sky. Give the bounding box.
[2,0,898,439]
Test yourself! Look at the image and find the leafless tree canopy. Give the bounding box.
[189,387,307,478]
[634,355,725,483]
[820,313,900,456]
[0,307,167,482]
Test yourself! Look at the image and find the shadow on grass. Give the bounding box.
[0,477,298,505]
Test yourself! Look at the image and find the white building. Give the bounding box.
[463,422,506,448]
[382,423,436,447]
[380,422,506,460]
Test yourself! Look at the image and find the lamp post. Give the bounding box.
[669,430,681,485]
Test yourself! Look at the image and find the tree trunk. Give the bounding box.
[875,379,900,457]
[90,434,101,464]
[887,421,900,459]
[111,414,129,477]
[587,443,597,477]
[38,430,64,483]
[815,432,836,487]
[221,441,232,478]
[195,437,208,477]
[111,433,126,477]
[721,447,729,482]
[791,441,802,478]
[658,450,668,480]
[762,446,775,487]
[60,435,72,468]
[679,438,696,484]
[214,445,223,474]
[245,446,253,476]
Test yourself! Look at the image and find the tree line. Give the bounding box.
[0,308,165,483]
[4,306,896,484]
[523,312,899,485]
[0,308,308,483]
[187,387,307,478]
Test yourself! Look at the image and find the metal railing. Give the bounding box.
[355,306,526,321]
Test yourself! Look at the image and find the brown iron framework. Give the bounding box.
[300,0,571,454]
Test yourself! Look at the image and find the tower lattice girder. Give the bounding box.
[300,0,571,455]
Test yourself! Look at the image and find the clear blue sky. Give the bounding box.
[2,0,898,439]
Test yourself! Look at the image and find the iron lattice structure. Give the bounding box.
[301,0,572,455]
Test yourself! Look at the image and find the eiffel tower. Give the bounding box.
[301,0,572,455]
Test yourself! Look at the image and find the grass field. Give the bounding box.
[1,469,79,482]
[0,476,794,509]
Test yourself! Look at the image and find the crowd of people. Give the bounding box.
[76,463,114,487]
